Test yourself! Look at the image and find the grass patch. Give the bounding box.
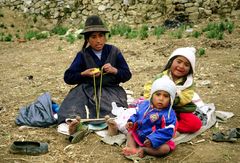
[51,26,68,35]
[169,24,188,39]
[110,24,149,40]
[153,26,165,39]
[192,31,201,38]
[24,31,38,40]
[170,29,183,39]
[5,34,13,42]
[15,33,20,39]
[206,30,223,40]
[36,32,49,40]
[0,33,13,42]
[126,30,138,39]
[139,24,148,40]
[66,34,76,44]
[110,24,131,36]
[202,20,234,40]
[198,48,206,56]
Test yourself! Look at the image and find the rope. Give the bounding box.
[98,67,104,118]
[93,74,98,118]
[93,67,104,118]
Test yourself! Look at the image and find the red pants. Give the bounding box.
[176,112,202,133]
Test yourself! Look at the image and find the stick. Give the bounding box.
[194,139,205,144]
[4,158,28,161]
[180,151,194,162]
[81,118,105,122]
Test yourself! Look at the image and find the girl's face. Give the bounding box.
[88,32,106,51]
[152,90,170,109]
[170,56,191,80]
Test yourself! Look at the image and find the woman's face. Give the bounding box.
[88,32,106,51]
[152,90,170,109]
[170,56,191,80]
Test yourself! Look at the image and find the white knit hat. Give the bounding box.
[150,76,177,116]
[167,47,196,73]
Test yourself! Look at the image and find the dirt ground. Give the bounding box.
[0,8,240,163]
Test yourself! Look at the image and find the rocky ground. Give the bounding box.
[0,8,240,163]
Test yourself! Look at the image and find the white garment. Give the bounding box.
[111,102,136,134]
[92,49,102,60]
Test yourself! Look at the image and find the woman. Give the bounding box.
[57,15,132,135]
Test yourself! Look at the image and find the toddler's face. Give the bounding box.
[152,90,170,109]
[170,56,191,79]
[88,32,106,51]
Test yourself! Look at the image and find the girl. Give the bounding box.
[123,76,177,158]
[144,47,202,133]
[57,15,132,135]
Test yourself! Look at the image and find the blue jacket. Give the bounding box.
[128,100,177,148]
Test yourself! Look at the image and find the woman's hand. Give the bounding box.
[81,68,101,77]
[102,63,117,74]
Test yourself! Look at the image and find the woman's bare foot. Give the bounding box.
[105,115,118,136]
[67,116,81,135]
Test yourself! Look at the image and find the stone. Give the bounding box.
[204,9,212,15]
[98,5,106,11]
[24,0,32,6]
[53,11,60,18]
[94,0,101,3]
[185,6,198,13]
[189,12,199,21]
[185,3,194,8]
[71,12,77,19]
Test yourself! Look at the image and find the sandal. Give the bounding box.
[9,141,48,155]
[212,132,237,142]
[69,126,89,144]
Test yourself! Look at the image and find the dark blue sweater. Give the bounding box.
[64,44,132,85]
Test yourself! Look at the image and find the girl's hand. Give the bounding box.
[102,63,118,74]
[81,68,101,77]
[143,139,152,147]
[125,122,133,130]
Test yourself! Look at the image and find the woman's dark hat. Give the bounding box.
[80,15,109,34]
